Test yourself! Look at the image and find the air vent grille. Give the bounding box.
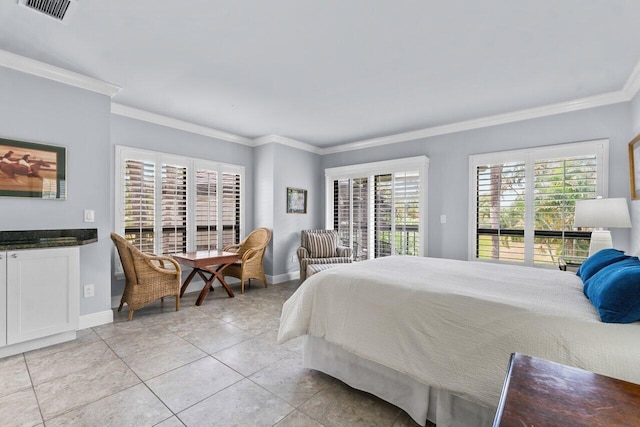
[18,0,77,22]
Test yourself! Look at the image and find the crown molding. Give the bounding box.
[111,103,253,146]
[321,90,630,154]
[0,49,120,97]
[253,134,323,154]
[623,58,640,99]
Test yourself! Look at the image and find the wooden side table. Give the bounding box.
[494,353,640,426]
[172,250,240,305]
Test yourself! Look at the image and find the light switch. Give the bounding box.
[84,210,95,223]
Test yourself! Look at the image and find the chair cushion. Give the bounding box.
[307,232,337,258]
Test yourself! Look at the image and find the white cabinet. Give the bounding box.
[1,247,79,355]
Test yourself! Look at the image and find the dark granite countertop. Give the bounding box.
[0,228,98,250]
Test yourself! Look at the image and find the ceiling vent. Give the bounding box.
[18,0,78,23]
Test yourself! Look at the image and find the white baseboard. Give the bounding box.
[78,310,114,329]
[0,331,77,359]
[269,270,299,284]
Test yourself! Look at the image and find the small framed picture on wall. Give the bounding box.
[286,187,307,214]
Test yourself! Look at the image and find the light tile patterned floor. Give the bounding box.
[0,280,428,427]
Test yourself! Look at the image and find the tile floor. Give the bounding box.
[0,280,430,427]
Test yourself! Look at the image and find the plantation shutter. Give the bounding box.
[123,159,155,253]
[326,156,428,261]
[374,174,393,258]
[533,154,597,265]
[393,171,420,256]
[161,163,187,254]
[351,177,369,261]
[333,179,351,247]
[475,161,526,263]
[195,169,218,250]
[222,172,241,248]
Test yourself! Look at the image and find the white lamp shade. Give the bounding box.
[573,198,632,229]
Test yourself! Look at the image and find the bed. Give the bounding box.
[277,256,640,426]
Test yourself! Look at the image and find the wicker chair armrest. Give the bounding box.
[297,246,309,261]
[223,244,241,253]
[241,247,260,262]
[135,254,181,276]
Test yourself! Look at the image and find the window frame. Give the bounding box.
[115,145,245,258]
[325,156,429,259]
[467,139,609,266]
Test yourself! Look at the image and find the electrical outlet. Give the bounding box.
[84,284,95,298]
[84,209,95,223]
[291,254,296,263]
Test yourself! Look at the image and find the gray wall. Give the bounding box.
[253,142,322,278]
[272,143,322,277]
[322,103,634,260]
[110,115,255,298]
[0,67,112,316]
[254,143,275,275]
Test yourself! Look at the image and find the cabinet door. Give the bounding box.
[0,252,6,347]
[6,247,79,345]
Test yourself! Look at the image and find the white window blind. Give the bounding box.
[333,177,369,261]
[222,172,241,248]
[195,169,218,251]
[470,140,607,267]
[326,156,429,261]
[393,171,421,256]
[533,155,597,265]
[161,163,188,255]
[123,159,155,253]
[476,161,526,262]
[116,146,244,257]
[333,179,351,248]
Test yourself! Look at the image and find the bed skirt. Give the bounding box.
[304,336,495,427]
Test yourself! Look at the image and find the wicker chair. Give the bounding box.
[110,232,181,320]
[223,227,272,294]
[297,229,353,283]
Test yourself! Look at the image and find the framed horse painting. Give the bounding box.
[0,137,66,199]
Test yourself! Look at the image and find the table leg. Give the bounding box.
[180,269,198,297]
[194,263,235,305]
[214,264,235,298]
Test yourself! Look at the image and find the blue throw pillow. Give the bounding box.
[583,258,640,323]
[576,248,630,282]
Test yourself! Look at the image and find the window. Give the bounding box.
[116,146,244,257]
[469,140,608,267]
[326,156,428,261]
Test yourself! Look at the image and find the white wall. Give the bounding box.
[0,67,112,316]
[322,103,634,260]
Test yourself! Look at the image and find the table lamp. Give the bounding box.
[573,197,632,256]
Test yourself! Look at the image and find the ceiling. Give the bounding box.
[1,1,640,149]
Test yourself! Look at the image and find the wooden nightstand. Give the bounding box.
[493,353,640,426]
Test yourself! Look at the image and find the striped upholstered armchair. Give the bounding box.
[297,229,352,283]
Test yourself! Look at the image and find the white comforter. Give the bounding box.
[278,256,640,408]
